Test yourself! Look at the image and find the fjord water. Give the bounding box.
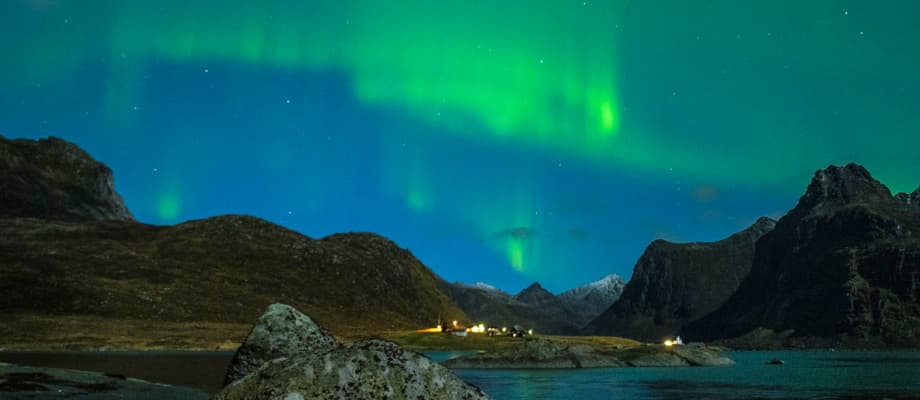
[430,351,920,400]
[1,350,917,398]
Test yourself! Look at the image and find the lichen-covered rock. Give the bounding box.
[215,339,489,400]
[223,304,338,385]
[612,344,734,367]
[443,337,626,369]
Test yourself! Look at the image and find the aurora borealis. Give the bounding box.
[2,1,919,292]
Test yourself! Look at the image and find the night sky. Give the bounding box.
[3,1,919,292]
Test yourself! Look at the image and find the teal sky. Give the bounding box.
[2,1,918,292]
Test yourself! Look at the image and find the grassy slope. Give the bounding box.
[0,216,467,349]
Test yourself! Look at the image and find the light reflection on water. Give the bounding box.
[431,351,920,400]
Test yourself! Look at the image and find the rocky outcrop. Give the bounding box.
[585,218,775,341]
[224,304,338,385]
[684,164,920,348]
[0,362,207,399]
[216,305,488,400]
[558,274,626,327]
[442,338,732,369]
[0,136,133,221]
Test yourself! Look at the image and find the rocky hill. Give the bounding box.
[558,274,626,327]
[0,136,133,221]
[584,217,776,341]
[0,137,466,348]
[684,164,920,348]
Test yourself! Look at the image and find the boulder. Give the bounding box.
[216,339,488,400]
[218,304,489,399]
[223,304,338,385]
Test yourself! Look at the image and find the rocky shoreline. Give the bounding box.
[442,337,733,369]
[0,362,207,399]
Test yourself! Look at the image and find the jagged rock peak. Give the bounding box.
[0,135,133,221]
[517,282,549,296]
[753,216,777,227]
[560,274,626,297]
[800,163,893,208]
[514,282,557,303]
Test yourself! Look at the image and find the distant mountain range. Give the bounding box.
[558,274,626,326]
[441,276,626,334]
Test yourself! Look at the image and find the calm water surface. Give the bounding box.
[431,351,920,400]
[1,350,917,399]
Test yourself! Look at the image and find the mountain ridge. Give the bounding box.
[0,137,467,346]
[584,217,776,341]
[683,164,920,347]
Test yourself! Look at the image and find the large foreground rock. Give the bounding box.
[217,304,488,399]
[216,339,488,400]
[224,304,338,385]
[442,337,732,369]
[0,362,206,400]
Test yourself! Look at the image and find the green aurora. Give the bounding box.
[2,0,919,289]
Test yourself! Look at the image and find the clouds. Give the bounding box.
[489,226,596,242]
[693,185,720,202]
[491,227,537,241]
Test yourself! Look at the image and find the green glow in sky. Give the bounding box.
[508,240,525,272]
[157,193,181,222]
[88,1,626,167]
[5,1,920,286]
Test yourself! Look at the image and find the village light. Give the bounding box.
[502,327,507,332]
[664,340,674,347]
[528,329,533,335]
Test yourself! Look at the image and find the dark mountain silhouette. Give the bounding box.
[584,218,776,341]
[684,164,920,348]
[441,281,582,334]
[0,137,466,345]
[0,136,133,221]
